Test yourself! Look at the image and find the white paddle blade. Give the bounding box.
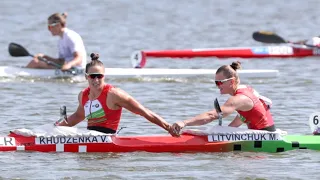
[130,51,146,68]
[309,112,320,134]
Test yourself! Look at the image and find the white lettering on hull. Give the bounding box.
[35,135,112,145]
[207,133,281,142]
[267,46,293,55]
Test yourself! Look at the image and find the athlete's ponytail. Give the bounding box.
[90,53,100,61]
[85,53,104,73]
[216,61,241,84]
[230,61,242,71]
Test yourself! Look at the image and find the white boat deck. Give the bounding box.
[0,66,279,79]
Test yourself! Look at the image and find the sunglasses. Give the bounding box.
[86,73,104,79]
[48,22,60,28]
[215,77,234,86]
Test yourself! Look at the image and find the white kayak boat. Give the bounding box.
[0,66,279,79]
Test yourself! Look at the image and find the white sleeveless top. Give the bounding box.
[58,28,87,68]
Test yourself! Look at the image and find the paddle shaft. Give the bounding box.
[291,42,318,48]
[30,55,62,68]
[214,98,223,126]
[31,55,76,74]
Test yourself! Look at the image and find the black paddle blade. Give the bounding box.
[214,98,222,113]
[252,31,287,44]
[60,105,67,122]
[8,42,31,57]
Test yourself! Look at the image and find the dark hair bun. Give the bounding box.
[62,12,68,19]
[90,53,99,61]
[230,61,241,71]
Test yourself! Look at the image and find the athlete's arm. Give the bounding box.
[228,115,243,127]
[61,51,82,70]
[109,88,174,134]
[171,95,252,135]
[181,96,245,126]
[42,55,64,64]
[56,92,85,126]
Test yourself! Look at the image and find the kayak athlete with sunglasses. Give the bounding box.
[55,53,177,136]
[172,61,275,136]
[26,12,87,70]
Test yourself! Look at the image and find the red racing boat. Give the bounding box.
[1,106,318,154]
[0,125,319,153]
[131,45,320,68]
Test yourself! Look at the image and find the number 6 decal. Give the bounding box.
[314,115,319,125]
[309,112,320,133]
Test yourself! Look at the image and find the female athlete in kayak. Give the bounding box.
[26,13,87,70]
[172,61,275,135]
[56,53,176,136]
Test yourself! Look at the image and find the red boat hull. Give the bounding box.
[131,45,320,68]
[144,46,320,58]
[1,131,320,153]
[1,132,233,153]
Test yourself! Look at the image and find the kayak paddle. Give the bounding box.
[214,98,223,126]
[8,43,75,74]
[252,31,288,43]
[252,31,317,48]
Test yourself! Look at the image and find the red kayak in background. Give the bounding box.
[131,45,320,68]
